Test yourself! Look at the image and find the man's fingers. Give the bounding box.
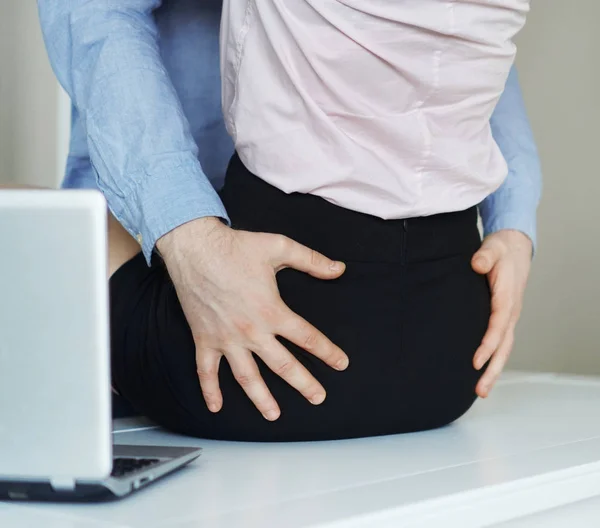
[196,348,224,413]
[476,327,515,398]
[257,337,327,405]
[277,308,349,371]
[272,235,345,279]
[226,346,281,421]
[473,288,513,370]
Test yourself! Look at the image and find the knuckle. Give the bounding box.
[201,388,219,401]
[499,342,514,359]
[320,346,338,365]
[273,359,295,378]
[234,372,259,388]
[193,336,216,352]
[489,369,502,382]
[258,302,281,324]
[303,330,319,351]
[232,317,255,336]
[310,249,322,267]
[275,234,292,253]
[502,295,516,311]
[196,366,218,382]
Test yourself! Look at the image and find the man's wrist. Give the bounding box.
[487,228,534,259]
[481,206,537,255]
[156,216,228,258]
[122,155,230,263]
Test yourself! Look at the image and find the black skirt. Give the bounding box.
[109,154,490,441]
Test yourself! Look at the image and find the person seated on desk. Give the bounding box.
[39,0,540,441]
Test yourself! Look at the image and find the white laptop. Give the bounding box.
[0,189,201,501]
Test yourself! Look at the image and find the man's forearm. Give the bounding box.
[38,1,228,262]
[481,66,542,249]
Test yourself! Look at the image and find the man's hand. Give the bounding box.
[156,217,349,421]
[471,229,533,398]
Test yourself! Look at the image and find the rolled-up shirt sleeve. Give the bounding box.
[38,0,229,261]
[482,66,542,250]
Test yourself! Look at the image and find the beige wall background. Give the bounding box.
[510,1,600,374]
[0,1,597,373]
[0,1,64,188]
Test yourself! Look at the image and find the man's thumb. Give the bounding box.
[273,236,346,279]
[472,246,497,275]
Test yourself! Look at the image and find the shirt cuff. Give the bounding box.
[125,166,230,264]
[480,205,537,254]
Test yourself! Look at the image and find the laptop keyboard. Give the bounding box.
[111,457,160,478]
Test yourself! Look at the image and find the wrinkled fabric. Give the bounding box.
[38,0,540,262]
[222,0,534,226]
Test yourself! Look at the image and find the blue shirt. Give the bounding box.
[38,0,542,262]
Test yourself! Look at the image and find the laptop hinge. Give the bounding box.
[50,477,76,491]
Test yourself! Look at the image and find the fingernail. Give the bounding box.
[263,409,280,421]
[330,261,343,272]
[335,357,349,371]
[208,403,220,413]
[310,393,326,405]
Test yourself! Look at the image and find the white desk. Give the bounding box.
[3,373,600,527]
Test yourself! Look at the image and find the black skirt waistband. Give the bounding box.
[219,154,481,264]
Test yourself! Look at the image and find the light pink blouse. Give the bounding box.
[221,0,530,218]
